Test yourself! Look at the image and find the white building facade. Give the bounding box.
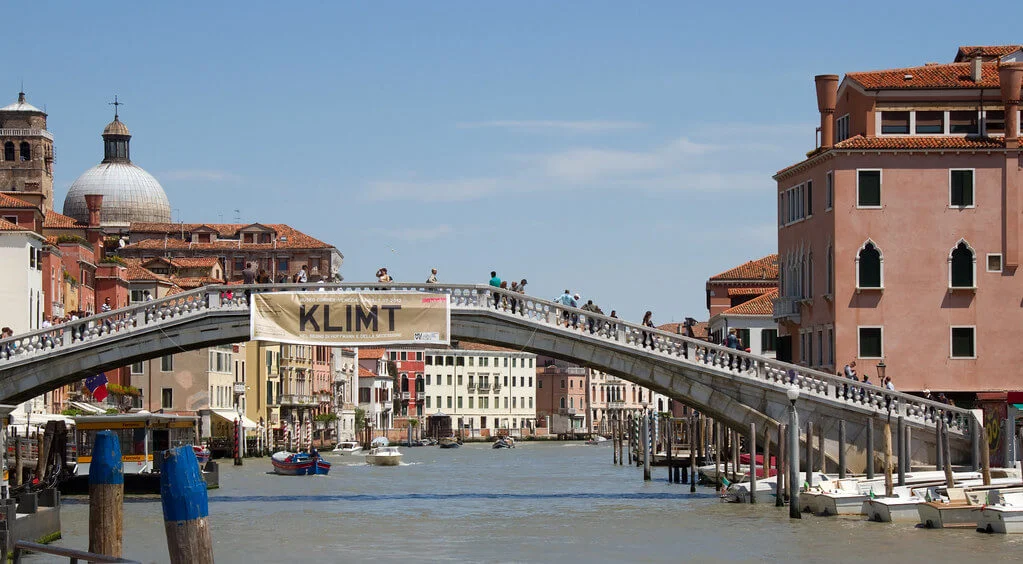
[333,347,357,441]
[0,224,44,333]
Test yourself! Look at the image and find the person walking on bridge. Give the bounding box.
[426,268,438,284]
[641,311,655,349]
[489,271,502,309]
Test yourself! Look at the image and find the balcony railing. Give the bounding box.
[607,401,625,409]
[559,407,577,416]
[478,384,491,392]
[401,392,410,400]
[493,384,502,392]
[0,128,54,140]
[772,296,801,323]
[467,382,477,390]
[279,394,315,406]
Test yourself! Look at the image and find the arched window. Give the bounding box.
[949,240,976,288]
[569,397,574,408]
[559,397,566,409]
[856,240,883,289]
[19,142,30,161]
[3,142,13,162]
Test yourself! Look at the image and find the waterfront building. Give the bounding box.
[420,343,536,436]
[704,255,779,356]
[587,370,671,435]
[535,358,587,436]
[332,348,357,441]
[357,348,394,430]
[386,348,424,418]
[0,92,55,211]
[244,340,281,430]
[773,44,1023,396]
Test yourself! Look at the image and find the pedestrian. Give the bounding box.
[509,281,520,313]
[100,297,112,313]
[376,268,393,283]
[257,268,270,284]
[297,264,308,283]
[581,300,599,333]
[571,293,582,328]
[843,361,857,380]
[489,271,502,308]
[725,328,741,368]
[555,290,574,326]
[242,262,256,285]
[641,311,655,348]
[425,268,438,284]
[884,376,895,391]
[144,290,154,301]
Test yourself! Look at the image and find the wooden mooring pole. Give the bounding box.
[804,421,813,488]
[941,419,955,489]
[642,413,651,481]
[838,420,846,479]
[89,430,124,558]
[896,415,906,487]
[689,417,696,492]
[776,423,786,507]
[714,421,721,491]
[883,417,894,497]
[748,422,757,504]
[935,419,944,471]
[981,424,992,486]
[866,416,875,480]
[161,445,214,564]
[817,424,825,473]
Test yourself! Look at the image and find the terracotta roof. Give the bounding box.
[847,61,1003,90]
[656,321,709,340]
[358,366,377,378]
[168,276,224,289]
[834,135,1004,150]
[169,257,221,269]
[127,222,334,250]
[456,341,519,353]
[0,193,37,209]
[954,45,1023,62]
[125,264,175,284]
[42,210,87,229]
[709,254,778,281]
[721,289,778,316]
[165,286,187,296]
[0,218,26,231]
[726,286,776,297]
[357,347,387,360]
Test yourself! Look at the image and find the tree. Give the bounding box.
[355,408,366,433]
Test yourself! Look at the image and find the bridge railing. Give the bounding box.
[0,282,973,435]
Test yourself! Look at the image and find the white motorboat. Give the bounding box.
[861,484,942,523]
[815,471,982,517]
[919,484,1023,529]
[722,472,830,504]
[365,446,403,466]
[332,441,363,455]
[977,491,1023,534]
[585,435,608,446]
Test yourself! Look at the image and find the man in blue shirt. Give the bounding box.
[489,271,502,308]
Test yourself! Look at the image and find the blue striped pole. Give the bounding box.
[89,430,123,557]
[160,445,214,563]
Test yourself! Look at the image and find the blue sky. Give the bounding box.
[9,2,1020,322]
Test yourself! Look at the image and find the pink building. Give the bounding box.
[535,356,588,436]
[774,45,1023,398]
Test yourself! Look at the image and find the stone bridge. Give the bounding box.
[0,283,980,472]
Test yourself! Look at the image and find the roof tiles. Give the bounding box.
[0,193,37,209]
[721,289,778,316]
[42,210,87,229]
[0,218,26,231]
[709,254,779,281]
[847,62,1002,90]
[834,135,1004,150]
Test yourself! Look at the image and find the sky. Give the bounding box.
[8,2,1021,323]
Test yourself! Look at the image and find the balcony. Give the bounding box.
[279,394,316,406]
[493,384,502,393]
[607,401,625,409]
[478,384,491,392]
[467,383,477,391]
[401,392,411,400]
[559,407,577,416]
[0,128,54,141]
[772,296,801,323]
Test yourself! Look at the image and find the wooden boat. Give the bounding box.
[365,446,403,466]
[271,450,332,475]
[438,437,461,449]
[815,471,981,517]
[493,436,515,449]
[977,491,1023,534]
[919,484,1023,529]
[332,441,362,455]
[861,484,944,523]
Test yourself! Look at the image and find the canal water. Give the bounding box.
[41,442,1023,563]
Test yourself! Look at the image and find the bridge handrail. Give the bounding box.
[0,281,973,434]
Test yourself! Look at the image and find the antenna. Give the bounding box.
[218,212,224,223]
[233,209,241,223]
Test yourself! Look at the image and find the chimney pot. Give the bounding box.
[814,74,840,149]
[999,62,1023,147]
[972,57,983,83]
[84,194,103,228]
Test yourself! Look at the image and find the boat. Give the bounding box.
[271,450,332,475]
[861,484,944,523]
[365,446,403,466]
[815,471,982,517]
[977,491,1023,534]
[919,483,1023,529]
[371,436,390,448]
[586,435,609,445]
[60,413,219,494]
[722,472,830,504]
[493,436,515,449]
[332,441,363,455]
[438,437,461,449]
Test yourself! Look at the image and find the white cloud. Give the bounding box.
[537,136,718,183]
[457,120,646,133]
[371,224,454,243]
[160,169,242,182]
[364,178,499,202]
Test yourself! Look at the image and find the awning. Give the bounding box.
[1013,404,1023,410]
[211,409,259,429]
[69,401,107,414]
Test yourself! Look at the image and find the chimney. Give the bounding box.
[972,57,983,83]
[84,194,103,228]
[1000,62,1023,149]
[814,75,840,149]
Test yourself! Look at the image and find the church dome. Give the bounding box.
[62,112,171,227]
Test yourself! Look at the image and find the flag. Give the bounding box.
[85,373,108,402]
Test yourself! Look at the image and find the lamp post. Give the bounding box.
[787,386,801,519]
[876,361,886,384]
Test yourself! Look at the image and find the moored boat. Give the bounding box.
[271,450,332,475]
[438,437,461,449]
[332,441,363,455]
[365,446,403,466]
[977,491,1023,534]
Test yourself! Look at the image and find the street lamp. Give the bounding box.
[786,386,801,519]
[876,361,886,383]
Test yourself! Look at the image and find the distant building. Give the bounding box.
[357,348,393,430]
[587,370,670,435]
[0,92,55,211]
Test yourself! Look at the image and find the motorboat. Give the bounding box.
[585,436,609,446]
[493,436,515,449]
[977,491,1023,534]
[332,441,363,455]
[371,436,390,448]
[919,483,1023,529]
[862,484,943,523]
[722,472,830,504]
[365,446,403,466]
[815,471,982,517]
[271,450,332,475]
[438,437,461,449]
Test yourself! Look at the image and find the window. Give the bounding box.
[762,329,777,352]
[538,380,543,389]
[737,329,750,351]
[209,348,232,373]
[806,180,813,216]
[446,356,454,366]
[19,142,30,161]
[836,114,850,142]
[858,327,883,359]
[949,240,976,288]
[446,375,452,386]
[425,396,431,408]
[468,397,474,408]
[880,111,910,134]
[456,357,464,366]
[457,374,462,386]
[817,331,823,366]
[951,327,976,358]
[826,245,834,295]
[233,257,245,272]
[949,169,974,207]
[457,396,462,409]
[915,111,944,134]
[3,142,13,162]
[425,356,432,365]
[131,362,144,375]
[857,170,882,207]
[425,374,431,385]
[949,111,978,134]
[560,398,566,409]
[561,379,565,389]
[529,397,533,408]
[503,358,508,367]
[984,110,1005,135]
[828,328,835,365]
[987,253,1003,272]
[161,355,173,372]
[856,241,883,289]
[503,376,508,386]
[436,395,441,408]
[825,171,833,210]
[161,388,173,409]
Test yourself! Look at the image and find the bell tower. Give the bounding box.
[0,92,55,210]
